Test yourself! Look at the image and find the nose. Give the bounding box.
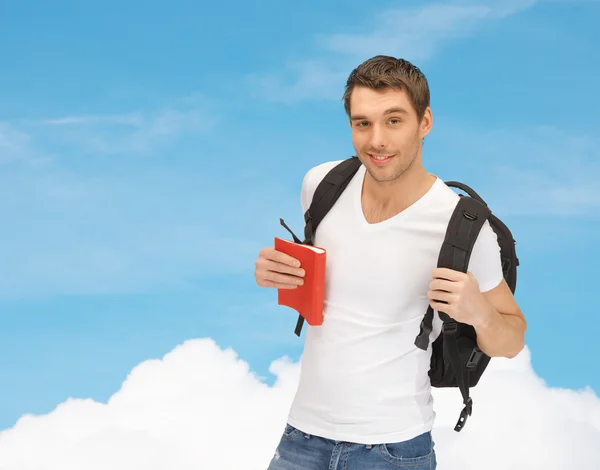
[369,123,387,149]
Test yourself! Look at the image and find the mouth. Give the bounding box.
[368,153,395,165]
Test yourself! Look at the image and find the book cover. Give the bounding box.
[274,237,326,326]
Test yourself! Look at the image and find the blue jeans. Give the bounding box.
[267,423,437,469]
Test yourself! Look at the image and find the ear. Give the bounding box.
[419,107,433,139]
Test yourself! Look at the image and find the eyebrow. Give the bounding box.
[350,107,409,121]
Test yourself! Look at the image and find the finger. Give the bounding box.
[431,268,464,282]
[429,299,452,314]
[264,248,301,268]
[260,280,300,289]
[427,289,455,304]
[267,260,306,278]
[429,278,455,292]
[264,270,305,286]
[256,257,305,277]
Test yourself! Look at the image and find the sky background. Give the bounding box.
[0,0,599,468]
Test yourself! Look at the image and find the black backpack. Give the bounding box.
[279,156,519,432]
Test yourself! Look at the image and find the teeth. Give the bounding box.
[372,155,390,160]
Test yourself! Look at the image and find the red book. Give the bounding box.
[274,237,327,326]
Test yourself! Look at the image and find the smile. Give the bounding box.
[368,153,395,164]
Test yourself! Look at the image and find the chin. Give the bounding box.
[361,157,398,177]
[367,166,405,184]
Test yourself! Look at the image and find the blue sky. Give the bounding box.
[0,0,599,433]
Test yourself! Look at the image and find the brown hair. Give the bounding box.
[342,55,430,121]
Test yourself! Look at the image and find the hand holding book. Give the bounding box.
[254,245,306,289]
[274,237,326,326]
[253,218,327,326]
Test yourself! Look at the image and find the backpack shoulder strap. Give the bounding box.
[291,156,362,337]
[303,156,362,244]
[414,189,493,432]
[488,213,519,293]
[439,194,492,273]
[415,193,492,350]
[446,182,519,293]
[444,181,488,207]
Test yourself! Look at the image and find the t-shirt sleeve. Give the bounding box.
[300,169,312,214]
[300,160,344,214]
[467,220,505,293]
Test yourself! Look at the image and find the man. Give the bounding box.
[254,55,527,470]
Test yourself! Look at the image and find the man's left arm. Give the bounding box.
[427,219,526,359]
[474,278,527,358]
[428,271,527,358]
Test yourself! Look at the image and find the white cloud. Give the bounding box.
[0,122,49,168]
[38,113,144,127]
[246,59,348,105]
[0,338,598,469]
[247,0,545,103]
[29,106,217,157]
[317,1,532,60]
[0,123,31,159]
[0,96,240,299]
[434,124,600,217]
[2,95,218,167]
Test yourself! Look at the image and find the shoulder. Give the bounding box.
[432,180,503,291]
[470,216,504,292]
[300,159,346,211]
[436,181,497,242]
[434,179,462,205]
[302,160,345,190]
[437,180,501,251]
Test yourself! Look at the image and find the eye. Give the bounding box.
[389,118,402,125]
[357,121,370,127]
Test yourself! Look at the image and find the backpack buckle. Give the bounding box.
[454,397,473,432]
[466,348,484,369]
[465,396,473,415]
[463,209,478,220]
[442,321,458,335]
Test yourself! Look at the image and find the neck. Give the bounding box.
[362,157,436,211]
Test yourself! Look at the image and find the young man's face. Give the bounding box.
[349,86,432,184]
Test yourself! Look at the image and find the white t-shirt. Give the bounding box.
[286,160,504,445]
